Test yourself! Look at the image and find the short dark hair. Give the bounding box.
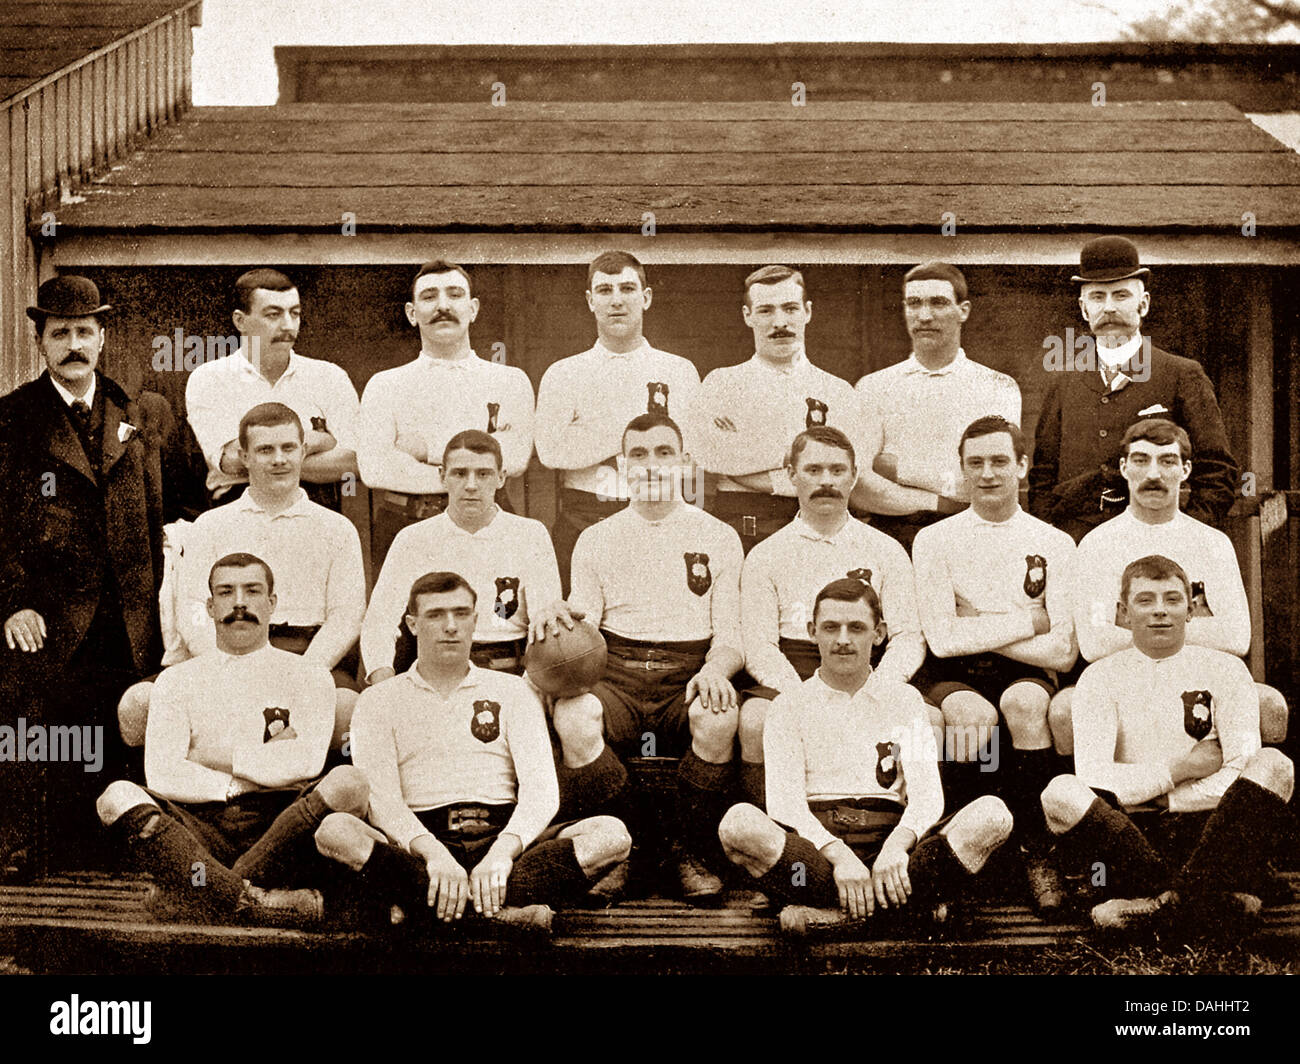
[812,576,882,629]
[788,426,856,471]
[903,261,968,304]
[441,429,503,472]
[744,264,807,307]
[588,251,646,289]
[209,552,274,596]
[405,571,477,619]
[622,412,684,454]
[1120,554,1191,605]
[958,415,1026,462]
[1121,417,1191,462]
[233,269,296,314]
[411,260,473,301]
[238,402,304,450]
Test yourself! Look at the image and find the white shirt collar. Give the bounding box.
[751,347,809,374]
[234,486,310,517]
[402,662,482,694]
[592,339,650,359]
[235,347,298,382]
[1097,333,1144,373]
[51,373,95,409]
[419,349,479,369]
[792,511,849,542]
[809,668,881,701]
[903,347,967,377]
[963,503,1021,529]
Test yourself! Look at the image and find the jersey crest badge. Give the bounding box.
[471,700,502,743]
[646,382,669,413]
[486,402,500,433]
[1024,554,1047,598]
[310,415,328,433]
[805,398,828,427]
[494,576,520,620]
[685,552,712,596]
[846,567,874,589]
[1180,690,1213,740]
[1189,581,1214,618]
[875,741,899,788]
[263,706,291,743]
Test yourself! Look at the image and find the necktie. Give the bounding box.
[70,399,91,428]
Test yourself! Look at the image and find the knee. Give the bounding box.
[1048,687,1075,755]
[117,681,154,748]
[926,703,946,754]
[941,691,999,731]
[313,811,374,868]
[96,780,155,827]
[999,683,1050,731]
[1259,685,1289,745]
[578,815,632,864]
[688,698,739,745]
[552,693,604,747]
[1242,747,1294,802]
[947,794,1014,859]
[333,688,358,753]
[317,765,370,817]
[1040,773,1093,835]
[718,802,768,855]
[738,698,769,755]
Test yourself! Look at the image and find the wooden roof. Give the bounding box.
[0,0,196,101]
[50,99,1300,234]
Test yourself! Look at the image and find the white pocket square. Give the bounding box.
[117,422,137,442]
[1137,404,1169,417]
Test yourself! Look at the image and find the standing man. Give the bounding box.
[358,260,535,570]
[535,251,701,593]
[739,425,928,808]
[319,572,631,931]
[717,578,1013,936]
[535,413,745,900]
[855,262,1022,552]
[185,269,360,511]
[1030,236,1238,541]
[0,276,165,872]
[362,430,561,684]
[1042,555,1292,934]
[685,265,887,555]
[911,415,1077,909]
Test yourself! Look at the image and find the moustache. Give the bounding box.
[810,488,842,500]
[221,607,259,625]
[61,354,90,364]
[430,312,459,324]
[1138,481,1166,492]
[768,329,795,338]
[271,333,296,343]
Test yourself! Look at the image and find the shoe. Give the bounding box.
[778,905,864,937]
[725,889,771,911]
[1174,891,1263,942]
[488,904,554,936]
[1024,851,1066,915]
[236,883,325,927]
[675,853,723,902]
[586,859,630,908]
[1089,890,1175,933]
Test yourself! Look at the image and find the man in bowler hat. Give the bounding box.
[0,275,165,875]
[1029,237,1238,542]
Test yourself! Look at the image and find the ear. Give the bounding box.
[872,619,888,647]
[206,596,216,621]
[404,301,418,327]
[1016,453,1029,481]
[468,296,481,323]
[585,290,596,314]
[1137,290,1151,318]
[806,619,816,641]
[1116,600,1131,630]
[956,300,971,324]
[642,286,653,310]
[267,591,277,614]
[742,303,754,328]
[1179,459,1192,484]
[804,301,813,324]
[232,308,245,333]
[404,613,418,637]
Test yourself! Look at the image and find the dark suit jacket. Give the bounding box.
[0,372,165,689]
[1028,344,1239,538]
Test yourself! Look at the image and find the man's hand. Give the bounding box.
[871,837,913,910]
[713,416,738,433]
[1170,739,1223,785]
[218,439,246,476]
[266,725,298,743]
[873,452,900,482]
[394,433,428,463]
[685,665,737,713]
[826,841,874,919]
[1028,603,1051,636]
[421,846,471,922]
[366,666,397,686]
[3,609,46,653]
[303,428,337,456]
[729,471,777,493]
[528,600,584,644]
[469,836,518,918]
[935,494,966,515]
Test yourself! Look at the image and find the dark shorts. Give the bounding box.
[413,802,566,869]
[589,632,710,758]
[858,510,947,555]
[805,798,954,863]
[708,491,799,555]
[917,652,1056,707]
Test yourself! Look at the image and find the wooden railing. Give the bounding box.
[1,1,203,394]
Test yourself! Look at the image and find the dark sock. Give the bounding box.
[116,807,244,914]
[506,837,589,907]
[1008,747,1058,854]
[943,761,991,815]
[908,834,973,908]
[556,745,628,823]
[753,832,836,909]
[1055,798,1168,898]
[356,840,431,915]
[232,790,330,884]
[739,762,766,809]
[676,750,736,868]
[1176,778,1294,902]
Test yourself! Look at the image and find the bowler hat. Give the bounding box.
[1071,236,1150,284]
[25,275,112,323]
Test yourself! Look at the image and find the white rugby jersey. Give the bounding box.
[569,502,743,650]
[912,506,1077,671]
[741,512,924,691]
[765,670,943,851]
[1072,644,1259,812]
[1071,509,1250,663]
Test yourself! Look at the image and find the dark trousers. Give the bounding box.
[553,488,628,596]
[707,492,798,555]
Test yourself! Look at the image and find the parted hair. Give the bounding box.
[958,415,1026,461]
[405,571,477,619]
[622,411,684,453]
[1120,554,1191,604]
[788,426,856,471]
[744,264,807,307]
[233,269,296,314]
[238,402,303,450]
[1121,417,1192,462]
[442,429,503,472]
[588,251,646,289]
[813,576,883,628]
[209,552,274,596]
[904,261,968,304]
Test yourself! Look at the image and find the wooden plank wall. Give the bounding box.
[0,1,200,396]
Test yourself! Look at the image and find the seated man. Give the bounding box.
[362,430,560,684]
[912,416,1077,909]
[315,572,631,932]
[94,553,369,924]
[119,402,366,751]
[535,412,745,901]
[718,578,1013,936]
[1041,555,1294,934]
